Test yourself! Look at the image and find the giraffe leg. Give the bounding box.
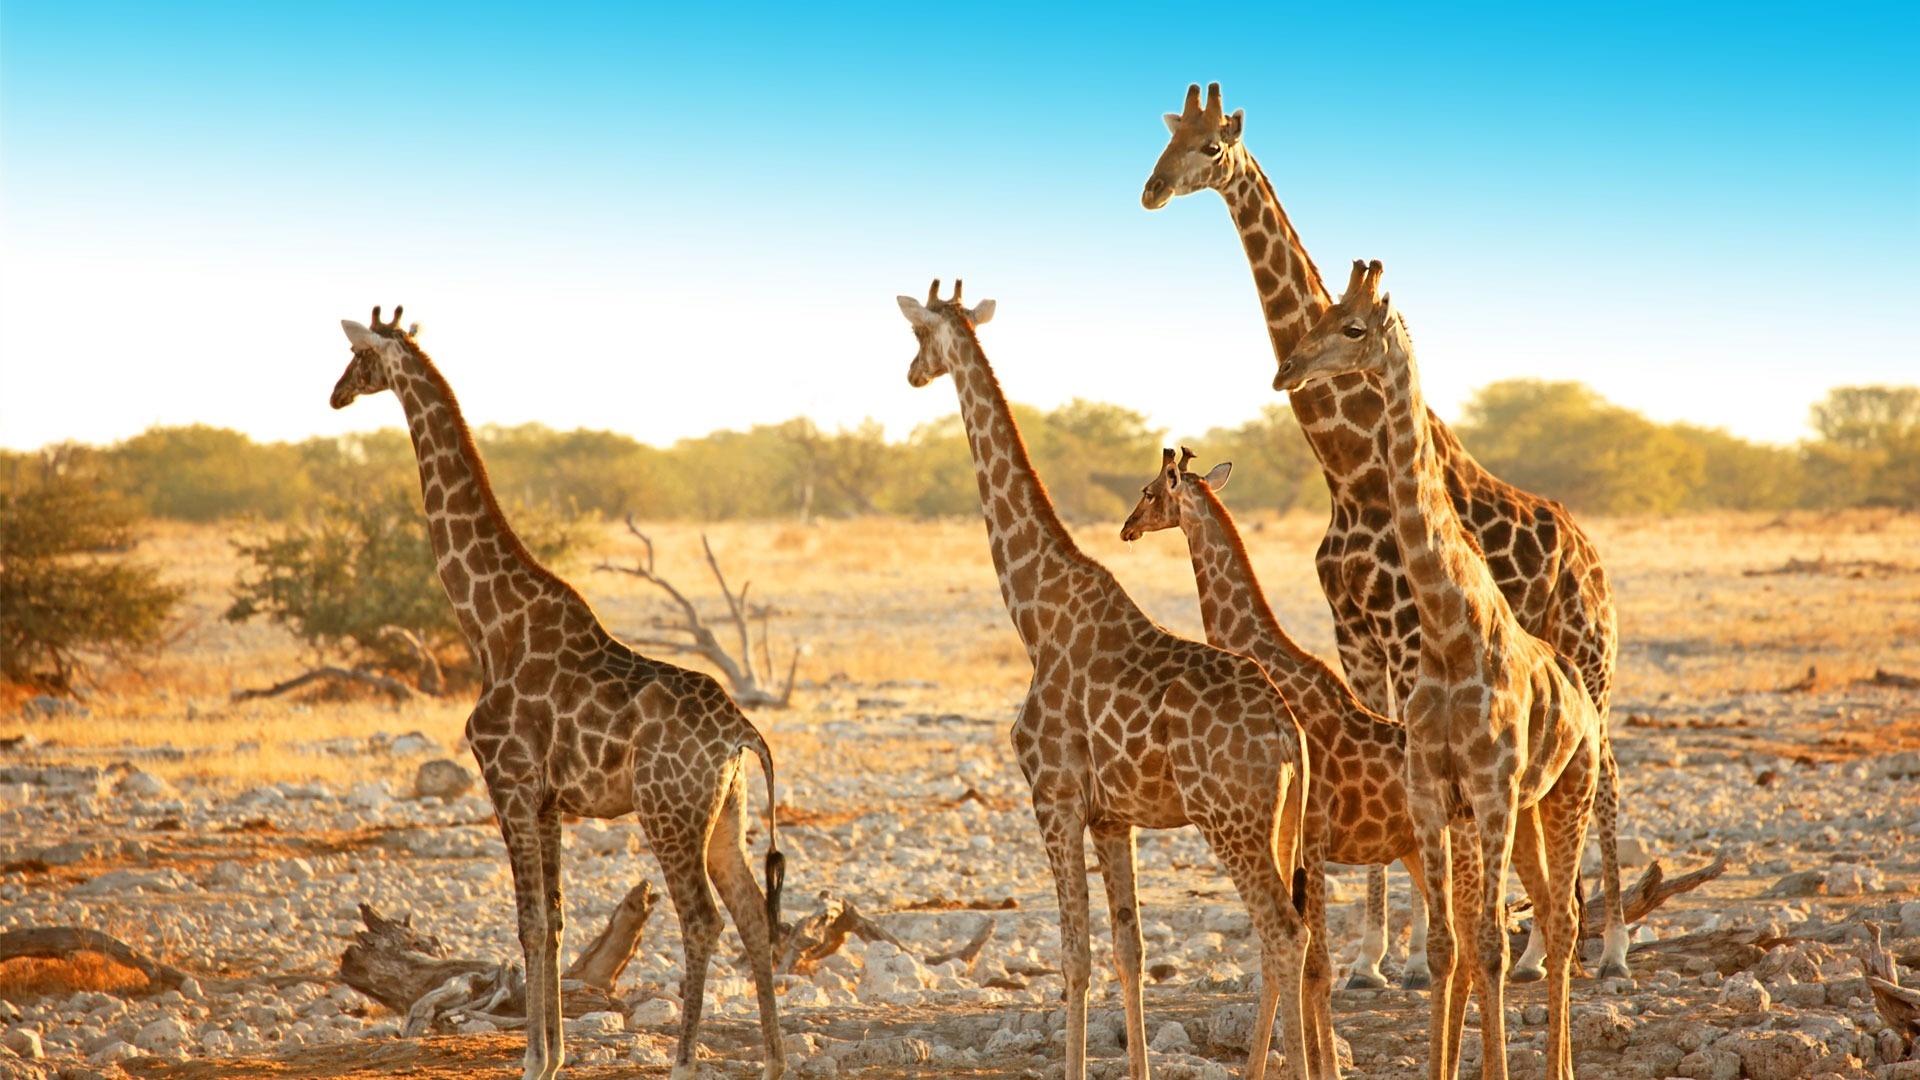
[1468,787,1519,1080]
[1033,794,1093,1080]
[643,802,725,1080]
[706,769,787,1080]
[490,793,557,1080]
[1402,860,1432,991]
[1090,823,1148,1080]
[1300,835,1340,1080]
[1344,864,1390,990]
[1538,777,1596,1080]
[533,801,565,1080]
[1443,819,1480,1080]
[1508,811,1548,985]
[1407,781,1457,1080]
[1593,747,1631,979]
[1197,822,1310,1080]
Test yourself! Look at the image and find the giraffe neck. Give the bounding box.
[942,324,1103,652]
[1180,484,1375,721]
[386,345,587,670]
[1213,151,1402,492]
[1374,327,1496,634]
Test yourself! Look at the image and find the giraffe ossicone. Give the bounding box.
[332,308,788,1080]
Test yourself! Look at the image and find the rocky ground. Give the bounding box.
[2,512,1918,1078]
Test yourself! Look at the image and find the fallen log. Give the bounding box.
[1583,855,1729,939]
[1861,922,1920,1061]
[232,666,416,702]
[777,892,907,976]
[338,888,655,1031]
[0,927,195,993]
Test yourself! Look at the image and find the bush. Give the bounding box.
[226,486,581,688]
[0,458,182,691]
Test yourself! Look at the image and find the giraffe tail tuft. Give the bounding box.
[1292,867,1309,916]
[742,728,784,938]
[764,849,786,930]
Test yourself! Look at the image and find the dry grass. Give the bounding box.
[8,509,1919,790]
[0,953,153,997]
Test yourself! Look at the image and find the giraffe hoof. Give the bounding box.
[1344,970,1389,990]
[1598,960,1631,980]
[1399,970,1431,991]
[1509,964,1546,984]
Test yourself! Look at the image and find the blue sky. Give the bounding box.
[2,2,1915,453]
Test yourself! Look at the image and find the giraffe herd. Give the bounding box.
[327,82,1634,1080]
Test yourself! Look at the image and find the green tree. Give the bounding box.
[1026,398,1166,521]
[1670,424,1802,511]
[226,487,580,687]
[1,453,182,690]
[1180,403,1328,514]
[1804,385,1920,508]
[1456,380,1703,514]
[108,424,312,521]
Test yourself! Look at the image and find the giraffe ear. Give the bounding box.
[1163,112,1182,134]
[896,295,932,326]
[1222,110,1245,145]
[968,299,996,326]
[1202,462,1232,490]
[341,319,380,349]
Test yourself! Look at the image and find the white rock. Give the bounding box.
[1718,970,1770,1011]
[118,770,175,799]
[414,759,474,800]
[2,1028,44,1060]
[566,1011,625,1037]
[133,1016,191,1054]
[627,997,681,1028]
[89,1039,141,1065]
[1149,1020,1194,1053]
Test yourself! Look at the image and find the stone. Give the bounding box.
[1762,869,1827,897]
[116,771,174,799]
[627,998,680,1028]
[2,1029,44,1060]
[1717,971,1770,1012]
[565,1012,624,1037]
[1677,1048,1742,1080]
[1149,1020,1193,1054]
[1727,1029,1829,1080]
[132,1017,191,1055]
[414,759,474,800]
[1570,1002,1634,1051]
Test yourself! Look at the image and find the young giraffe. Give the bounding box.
[1121,447,1444,1077]
[1143,82,1628,984]
[330,308,787,1080]
[1280,261,1604,1080]
[898,280,1315,1080]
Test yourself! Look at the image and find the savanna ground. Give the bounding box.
[4,508,1920,1079]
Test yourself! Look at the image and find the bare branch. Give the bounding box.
[231,666,416,702]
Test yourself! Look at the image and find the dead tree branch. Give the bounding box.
[1583,855,1729,939]
[1862,922,1920,1060]
[231,666,416,703]
[378,625,446,695]
[595,515,800,709]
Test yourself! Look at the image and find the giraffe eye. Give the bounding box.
[1202,142,1222,158]
[1342,324,1366,340]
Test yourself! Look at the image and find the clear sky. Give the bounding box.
[2,2,1914,453]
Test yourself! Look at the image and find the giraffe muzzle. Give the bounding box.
[1141,177,1173,210]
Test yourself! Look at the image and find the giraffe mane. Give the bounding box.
[383,331,592,607]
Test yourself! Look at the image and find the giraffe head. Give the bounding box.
[1274,260,1400,392]
[896,279,996,387]
[1120,447,1233,542]
[331,305,423,409]
[1141,82,1246,210]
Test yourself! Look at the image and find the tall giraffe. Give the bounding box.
[1280,261,1603,1080]
[898,280,1316,1080]
[330,309,787,1080]
[1143,82,1628,981]
[1121,447,1444,1077]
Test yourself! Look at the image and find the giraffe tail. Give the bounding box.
[1279,718,1310,916]
[742,729,784,933]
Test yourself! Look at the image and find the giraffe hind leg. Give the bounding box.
[1594,750,1631,978]
[642,800,726,1080]
[706,771,787,1079]
[1344,863,1391,990]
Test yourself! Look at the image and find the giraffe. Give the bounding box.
[898,280,1316,1080]
[1142,81,1629,983]
[330,308,787,1080]
[1121,446,1442,1077]
[1279,261,1604,1080]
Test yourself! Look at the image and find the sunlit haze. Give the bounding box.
[2,3,1914,453]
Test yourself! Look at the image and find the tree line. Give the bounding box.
[5,381,1916,523]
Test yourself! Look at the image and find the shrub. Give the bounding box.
[0,458,182,691]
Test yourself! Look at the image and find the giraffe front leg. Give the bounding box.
[1509,811,1548,985]
[1091,823,1148,1080]
[1469,791,1519,1080]
[1344,864,1390,990]
[1405,769,1457,1080]
[1300,835,1341,1080]
[1401,860,1432,991]
[1033,795,1093,1080]
[1539,780,1596,1080]
[533,802,565,1080]
[489,798,555,1080]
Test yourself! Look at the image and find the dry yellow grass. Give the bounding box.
[9,509,1919,789]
